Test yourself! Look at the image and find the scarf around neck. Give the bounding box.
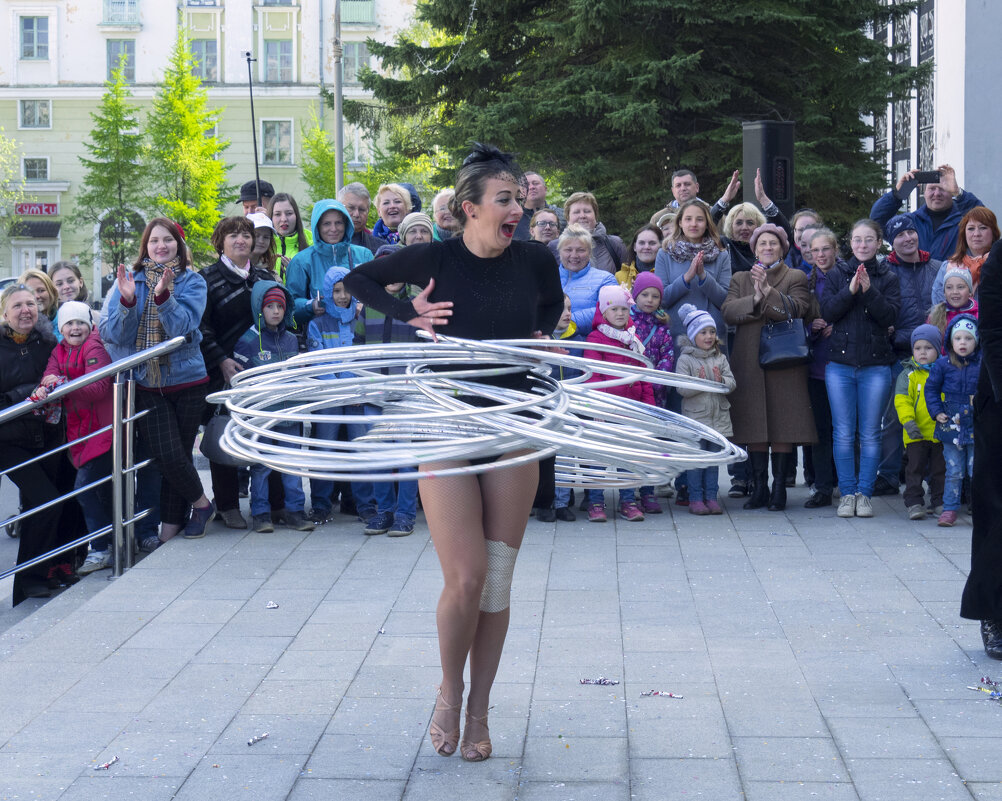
[665,237,721,264]
[598,322,646,356]
[221,254,250,280]
[962,253,988,288]
[135,255,180,386]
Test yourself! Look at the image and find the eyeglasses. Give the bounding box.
[533,221,558,229]
[850,237,878,245]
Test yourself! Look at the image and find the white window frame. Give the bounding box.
[343,41,371,85]
[260,119,294,166]
[19,15,49,60]
[18,99,52,130]
[190,38,218,82]
[22,156,50,182]
[106,38,136,82]
[263,39,293,83]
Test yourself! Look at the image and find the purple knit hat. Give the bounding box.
[749,222,790,256]
[631,271,663,300]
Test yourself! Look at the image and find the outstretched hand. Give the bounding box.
[116,263,136,305]
[154,266,174,297]
[721,170,741,204]
[408,278,453,341]
[754,168,772,208]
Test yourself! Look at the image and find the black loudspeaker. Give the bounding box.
[742,121,795,219]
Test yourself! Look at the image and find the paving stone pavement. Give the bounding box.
[1,486,1000,801]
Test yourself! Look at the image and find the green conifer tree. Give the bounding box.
[70,57,146,273]
[144,30,230,264]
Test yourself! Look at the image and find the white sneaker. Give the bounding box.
[78,549,112,574]
[855,493,873,518]
[837,494,856,518]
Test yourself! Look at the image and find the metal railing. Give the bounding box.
[0,336,187,584]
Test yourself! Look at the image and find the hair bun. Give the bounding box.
[462,142,515,168]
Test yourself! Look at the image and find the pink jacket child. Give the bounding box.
[583,284,655,405]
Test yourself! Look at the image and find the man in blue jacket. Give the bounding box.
[870,164,982,262]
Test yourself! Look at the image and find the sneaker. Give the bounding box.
[536,507,557,522]
[931,505,944,516]
[675,485,690,507]
[364,511,394,535]
[639,495,663,514]
[309,507,333,525]
[705,499,723,515]
[387,516,415,537]
[689,500,710,515]
[252,513,274,533]
[937,510,958,527]
[855,494,873,518]
[727,480,747,499]
[587,503,607,523]
[872,476,899,496]
[837,494,856,518]
[271,509,287,526]
[78,549,112,575]
[183,501,216,539]
[216,508,247,529]
[555,506,576,522]
[283,510,315,532]
[356,504,376,523]
[907,504,927,521]
[139,535,162,553]
[619,501,645,522]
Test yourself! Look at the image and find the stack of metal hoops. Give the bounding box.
[207,336,746,486]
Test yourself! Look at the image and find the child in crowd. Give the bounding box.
[928,266,978,348]
[549,294,580,522]
[893,324,945,521]
[352,244,420,537]
[583,285,654,522]
[925,314,981,527]
[233,281,314,533]
[32,301,114,574]
[308,265,396,532]
[629,272,675,513]
[673,303,736,515]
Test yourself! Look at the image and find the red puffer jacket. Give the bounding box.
[43,328,113,468]
[583,306,655,405]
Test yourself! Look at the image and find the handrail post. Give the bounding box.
[123,373,136,569]
[111,376,125,578]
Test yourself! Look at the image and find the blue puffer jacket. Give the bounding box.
[559,263,617,335]
[870,189,983,262]
[885,250,942,357]
[925,314,981,447]
[232,280,299,370]
[286,198,373,328]
[307,266,356,379]
[99,266,208,389]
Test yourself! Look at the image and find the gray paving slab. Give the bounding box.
[0,486,997,800]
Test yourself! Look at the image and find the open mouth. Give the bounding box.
[500,222,517,238]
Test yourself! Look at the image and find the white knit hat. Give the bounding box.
[57,301,92,331]
[679,302,715,342]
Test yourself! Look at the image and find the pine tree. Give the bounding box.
[347,0,927,236]
[70,58,146,273]
[145,30,230,264]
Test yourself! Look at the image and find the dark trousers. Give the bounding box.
[534,455,556,509]
[209,461,240,513]
[135,384,207,526]
[903,440,945,508]
[807,377,835,495]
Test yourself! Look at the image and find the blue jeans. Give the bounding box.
[587,486,635,505]
[250,423,306,516]
[555,486,571,508]
[942,441,974,511]
[685,467,719,501]
[311,404,395,515]
[826,362,892,497]
[75,451,113,552]
[394,468,418,521]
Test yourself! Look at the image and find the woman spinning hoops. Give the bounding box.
[344,145,564,762]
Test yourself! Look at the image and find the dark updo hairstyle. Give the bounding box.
[134,217,189,272]
[448,142,524,227]
[267,192,308,244]
[211,216,255,256]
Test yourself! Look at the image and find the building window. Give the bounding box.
[23,158,49,182]
[20,100,51,129]
[104,0,140,25]
[343,42,371,85]
[107,39,136,81]
[191,39,218,82]
[264,40,293,82]
[20,16,49,60]
[262,120,292,165]
[262,0,294,5]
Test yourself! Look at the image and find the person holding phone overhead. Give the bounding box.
[870,164,983,262]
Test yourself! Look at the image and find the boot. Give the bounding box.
[768,451,790,511]
[743,451,770,509]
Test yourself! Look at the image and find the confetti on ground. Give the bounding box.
[641,690,684,698]
[266,601,279,609]
[983,676,999,687]
[94,756,119,770]
[247,732,270,746]
[579,677,619,686]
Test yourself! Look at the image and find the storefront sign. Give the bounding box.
[15,202,58,216]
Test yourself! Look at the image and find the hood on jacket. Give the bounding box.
[309,199,356,259]
[250,279,296,331]
[322,265,356,325]
[945,312,979,358]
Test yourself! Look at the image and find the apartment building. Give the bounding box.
[1,0,416,282]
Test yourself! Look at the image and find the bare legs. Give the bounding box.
[419,456,539,758]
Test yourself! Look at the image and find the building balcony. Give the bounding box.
[342,0,375,26]
[102,0,141,26]
[186,0,219,5]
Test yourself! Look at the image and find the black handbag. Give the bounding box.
[759,294,810,370]
[199,406,250,467]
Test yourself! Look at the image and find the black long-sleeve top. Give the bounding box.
[343,238,564,341]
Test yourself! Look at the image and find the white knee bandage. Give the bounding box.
[479,540,519,613]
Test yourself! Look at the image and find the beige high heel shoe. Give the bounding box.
[460,711,492,762]
[429,688,461,756]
